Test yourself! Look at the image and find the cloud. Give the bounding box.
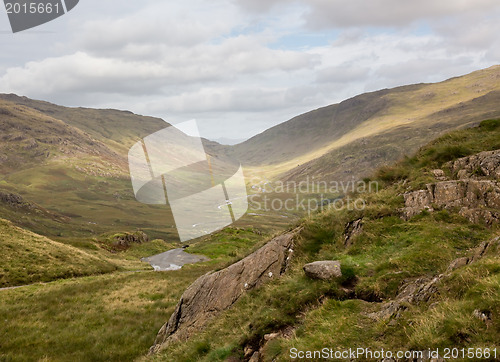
[316,64,371,84]
[76,1,241,58]
[232,0,500,29]
[230,0,291,13]
[307,0,499,28]
[0,35,317,99]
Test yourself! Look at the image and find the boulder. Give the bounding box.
[431,169,447,181]
[149,230,298,354]
[303,260,342,280]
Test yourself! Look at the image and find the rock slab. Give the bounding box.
[149,230,297,354]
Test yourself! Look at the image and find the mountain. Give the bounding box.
[2,65,500,243]
[0,93,169,155]
[0,95,245,242]
[210,137,247,145]
[232,65,500,182]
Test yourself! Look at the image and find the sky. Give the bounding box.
[1,0,500,141]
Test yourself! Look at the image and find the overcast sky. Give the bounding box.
[1,0,499,141]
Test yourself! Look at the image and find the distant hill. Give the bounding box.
[232,65,500,182]
[0,95,238,242]
[0,94,170,155]
[210,137,247,146]
[0,96,181,241]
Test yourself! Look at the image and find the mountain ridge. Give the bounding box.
[232,65,500,182]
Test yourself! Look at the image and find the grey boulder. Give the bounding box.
[303,260,342,280]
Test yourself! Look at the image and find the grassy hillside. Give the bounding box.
[0,108,498,360]
[0,95,285,244]
[0,226,268,361]
[0,94,170,155]
[152,119,500,361]
[0,217,118,287]
[234,65,500,182]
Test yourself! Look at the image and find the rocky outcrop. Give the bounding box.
[402,180,500,224]
[344,218,363,247]
[402,150,500,225]
[431,169,447,181]
[149,230,298,354]
[446,149,500,180]
[303,260,342,280]
[368,236,500,321]
[243,326,296,361]
[0,190,70,222]
[0,191,33,209]
[402,187,435,218]
[111,231,148,247]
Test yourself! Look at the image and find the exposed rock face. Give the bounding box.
[344,218,363,247]
[368,237,500,321]
[0,191,32,209]
[431,169,447,181]
[402,188,435,218]
[303,260,342,280]
[111,231,148,247]
[402,149,500,224]
[447,149,500,180]
[403,179,500,224]
[243,326,296,360]
[149,231,298,354]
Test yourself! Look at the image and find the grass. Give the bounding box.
[0,222,270,361]
[0,268,208,361]
[374,118,500,189]
[0,218,118,287]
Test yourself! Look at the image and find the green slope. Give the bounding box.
[0,95,277,243]
[0,217,118,287]
[0,93,170,155]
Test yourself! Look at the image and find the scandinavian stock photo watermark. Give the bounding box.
[128,120,378,241]
[290,346,499,360]
[247,177,379,215]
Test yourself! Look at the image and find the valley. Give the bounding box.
[0,66,499,361]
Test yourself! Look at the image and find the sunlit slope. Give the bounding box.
[0,217,117,287]
[0,94,170,155]
[0,98,178,240]
[0,97,240,241]
[233,65,500,181]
